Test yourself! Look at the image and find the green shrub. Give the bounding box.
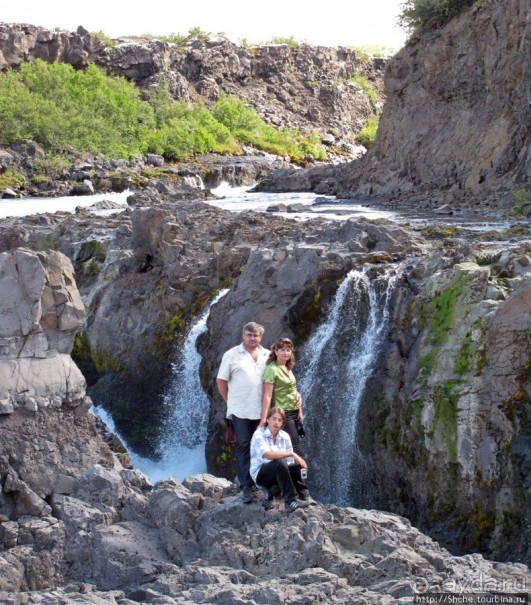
[0,60,155,157]
[355,114,380,148]
[268,36,300,48]
[92,30,116,48]
[0,167,26,190]
[350,44,395,58]
[510,189,530,218]
[212,94,326,162]
[399,0,477,36]
[348,75,378,104]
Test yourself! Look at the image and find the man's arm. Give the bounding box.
[216,378,229,402]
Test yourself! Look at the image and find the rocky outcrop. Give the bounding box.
[1,191,529,563]
[0,23,384,147]
[334,0,530,200]
[0,24,104,70]
[359,251,531,562]
[256,0,530,210]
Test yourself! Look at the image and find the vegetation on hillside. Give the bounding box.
[355,114,380,148]
[398,0,478,36]
[0,60,325,163]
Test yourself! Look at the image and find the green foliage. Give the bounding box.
[0,167,26,190]
[355,114,380,148]
[348,75,378,104]
[509,189,530,217]
[146,32,189,44]
[0,60,156,157]
[188,26,210,42]
[0,62,325,163]
[350,44,395,59]
[34,154,72,177]
[398,0,477,36]
[268,36,300,48]
[212,94,326,162]
[92,30,116,48]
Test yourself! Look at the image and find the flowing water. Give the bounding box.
[94,289,227,482]
[298,265,402,506]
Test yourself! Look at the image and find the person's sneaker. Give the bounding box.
[298,489,311,501]
[242,486,255,504]
[285,498,311,513]
[262,488,275,510]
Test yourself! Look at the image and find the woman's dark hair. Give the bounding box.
[267,406,286,427]
[267,338,295,370]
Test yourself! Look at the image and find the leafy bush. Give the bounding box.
[348,75,378,105]
[0,60,155,157]
[0,62,325,163]
[398,0,477,36]
[92,30,116,48]
[212,94,326,162]
[350,45,395,59]
[510,189,531,218]
[268,36,300,48]
[355,114,380,148]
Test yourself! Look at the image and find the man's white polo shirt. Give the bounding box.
[217,343,269,419]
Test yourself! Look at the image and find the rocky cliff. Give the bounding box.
[336,0,530,200]
[0,22,384,147]
[257,0,530,210]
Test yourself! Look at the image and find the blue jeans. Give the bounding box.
[231,416,260,489]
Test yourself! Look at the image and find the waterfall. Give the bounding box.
[299,265,401,507]
[94,289,228,483]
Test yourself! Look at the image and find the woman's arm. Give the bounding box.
[264,450,307,469]
[259,382,274,427]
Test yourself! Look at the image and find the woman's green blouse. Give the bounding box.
[263,361,298,411]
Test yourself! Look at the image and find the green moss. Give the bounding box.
[461,503,496,551]
[455,330,473,375]
[432,380,460,464]
[423,225,459,238]
[418,273,468,374]
[29,232,59,251]
[83,240,108,262]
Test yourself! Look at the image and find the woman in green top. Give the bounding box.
[259,337,304,455]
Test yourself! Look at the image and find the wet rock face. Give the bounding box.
[335,0,530,199]
[362,257,531,561]
[0,24,383,144]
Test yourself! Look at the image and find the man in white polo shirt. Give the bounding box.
[216,321,269,503]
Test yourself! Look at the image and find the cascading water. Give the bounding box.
[94,289,228,483]
[298,265,401,507]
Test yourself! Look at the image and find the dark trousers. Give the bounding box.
[231,416,260,489]
[255,459,307,502]
[284,410,302,456]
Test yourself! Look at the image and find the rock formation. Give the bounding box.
[257,0,530,210]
